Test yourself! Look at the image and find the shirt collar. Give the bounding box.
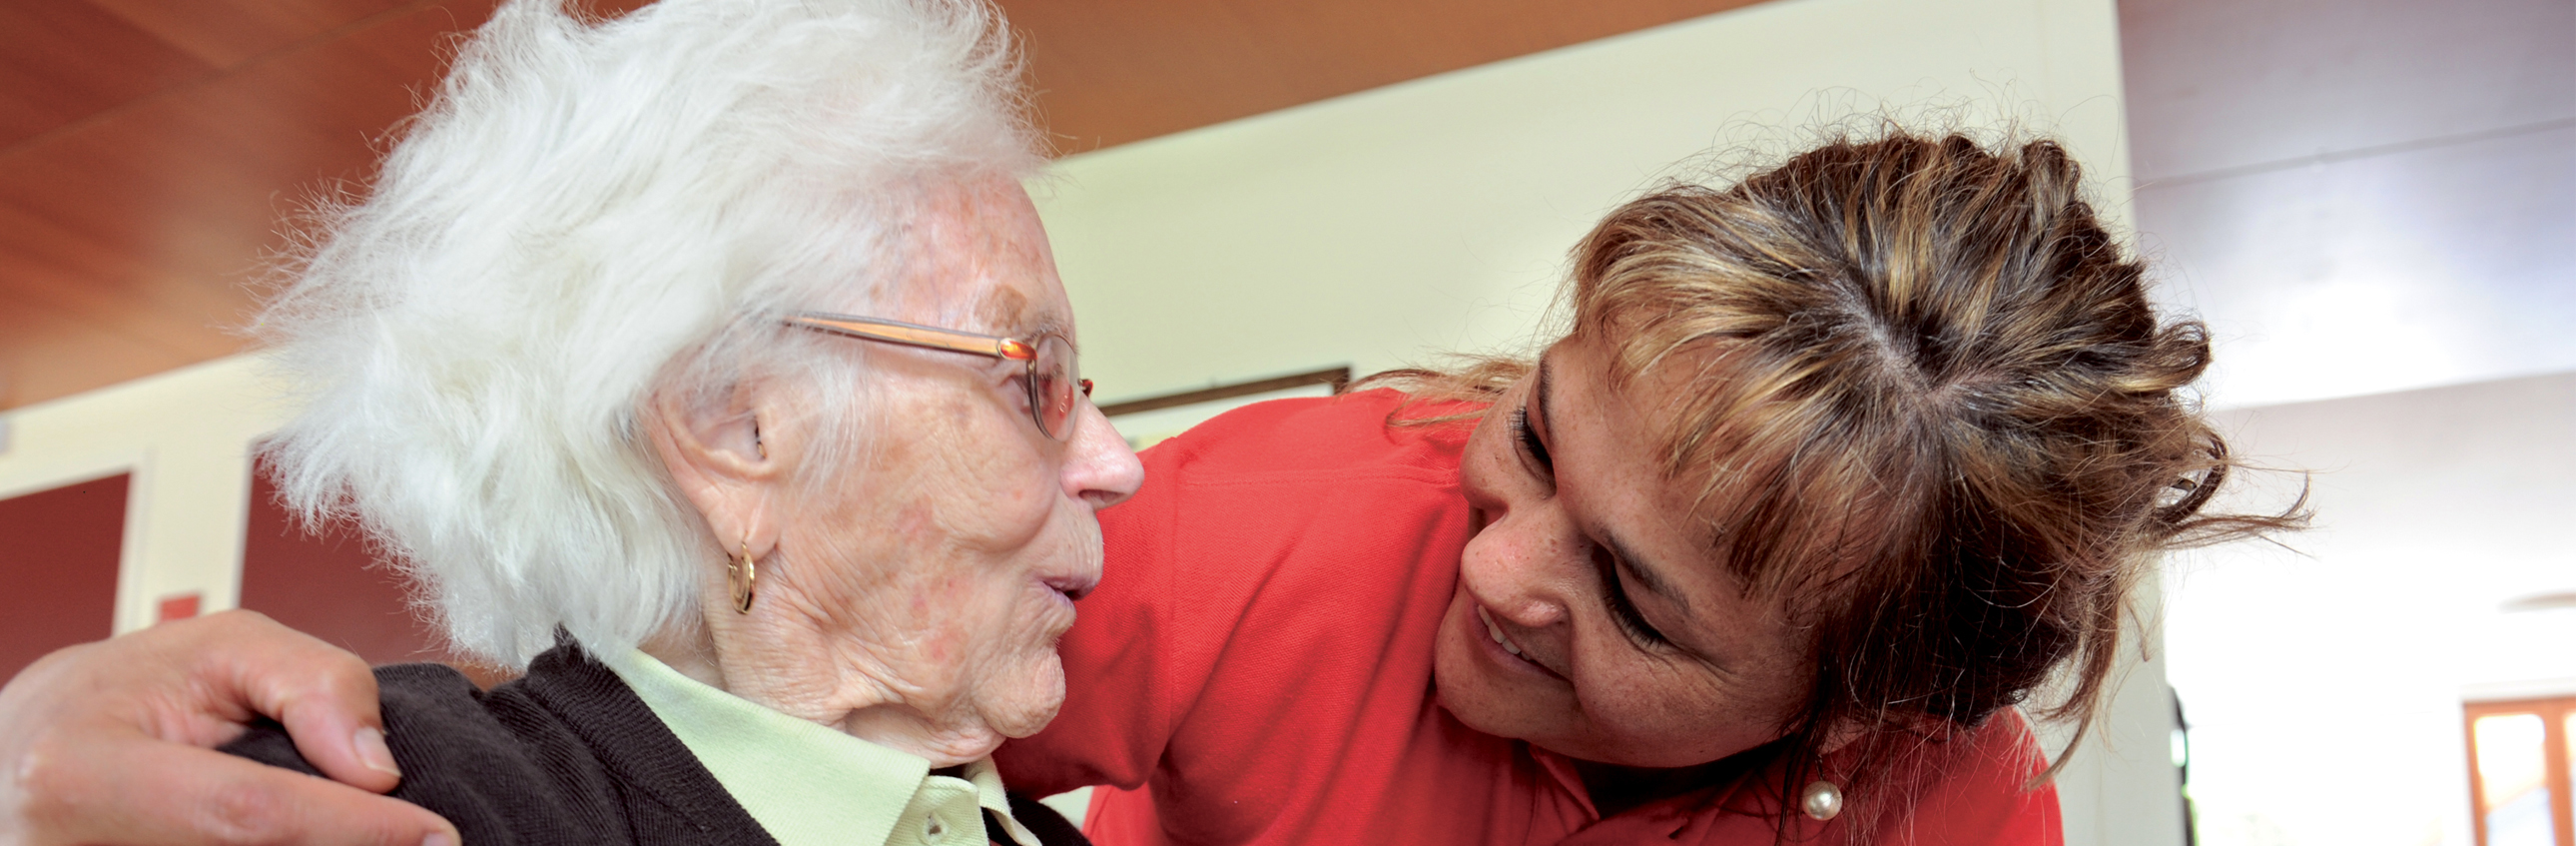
[600,647,1038,846]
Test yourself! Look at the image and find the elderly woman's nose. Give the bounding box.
[1063,405,1143,507]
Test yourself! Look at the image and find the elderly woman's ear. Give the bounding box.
[646,379,798,561]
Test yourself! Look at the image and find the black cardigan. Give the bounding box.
[221,641,1087,846]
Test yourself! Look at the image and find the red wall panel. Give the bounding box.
[237,454,447,666]
[0,473,127,677]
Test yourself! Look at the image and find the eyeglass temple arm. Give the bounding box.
[784,313,1034,361]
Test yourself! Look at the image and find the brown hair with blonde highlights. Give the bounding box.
[1384,128,2299,835]
[1585,129,2301,831]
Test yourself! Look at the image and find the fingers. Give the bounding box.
[195,611,405,793]
[0,609,460,846]
[17,731,457,846]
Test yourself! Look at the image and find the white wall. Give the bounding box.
[2116,1,2576,842]
[2167,372,2576,846]
[2120,0,2576,411]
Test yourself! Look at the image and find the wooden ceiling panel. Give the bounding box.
[0,0,513,409]
[0,2,213,146]
[0,0,1774,411]
[85,0,418,67]
[0,295,200,410]
[0,200,251,394]
[1002,0,1763,152]
[0,201,189,323]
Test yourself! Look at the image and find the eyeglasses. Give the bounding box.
[783,312,1093,440]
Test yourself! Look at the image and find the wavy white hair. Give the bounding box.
[259,0,1042,665]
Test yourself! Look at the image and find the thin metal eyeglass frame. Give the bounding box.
[781,311,1094,440]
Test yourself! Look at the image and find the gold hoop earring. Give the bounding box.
[728,537,757,613]
[1800,780,1843,821]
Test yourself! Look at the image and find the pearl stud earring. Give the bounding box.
[1800,780,1843,821]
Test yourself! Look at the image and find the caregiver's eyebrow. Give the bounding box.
[1603,529,1693,618]
[1537,355,1560,453]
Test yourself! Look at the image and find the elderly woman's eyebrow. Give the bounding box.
[969,286,1069,341]
[1022,312,1071,341]
[971,282,1033,328]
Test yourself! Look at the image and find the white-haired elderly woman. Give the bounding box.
[195,1,1138,845]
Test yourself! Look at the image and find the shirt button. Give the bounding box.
[925,816,947,842]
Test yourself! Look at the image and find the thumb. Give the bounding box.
[16,721,459,846]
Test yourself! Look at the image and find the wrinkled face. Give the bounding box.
[764,179,1141,757]
[1434,335,1812,768]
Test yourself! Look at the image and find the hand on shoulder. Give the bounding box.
[0,609,459,846]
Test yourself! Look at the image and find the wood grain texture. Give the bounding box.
[0,2,211,146]
[85,0,418,67]
[0,0,1765,411]
[1006,0,1765,153]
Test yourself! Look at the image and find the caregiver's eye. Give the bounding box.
[1593,545,1670,647]
[1514,407,1555,476]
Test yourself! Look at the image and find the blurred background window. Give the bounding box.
[2465,700,2576,846]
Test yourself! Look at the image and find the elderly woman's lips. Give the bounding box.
[1042,573,1097,600]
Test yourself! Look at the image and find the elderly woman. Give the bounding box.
[39,1,1140,845]
[0,15,2294,846]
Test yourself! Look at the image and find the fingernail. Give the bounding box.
[354,726,401,777]
[422,833,455,846]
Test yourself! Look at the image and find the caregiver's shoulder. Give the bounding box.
[1143,388,1476,482]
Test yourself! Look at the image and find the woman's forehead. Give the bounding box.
[1557,339,1808,600]
[891,181,1070,337]
[1549,343,1715,555]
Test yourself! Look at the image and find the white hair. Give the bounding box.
[259,0,1042,665]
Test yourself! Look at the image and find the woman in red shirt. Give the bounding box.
[0,131,2287,846]
[993,131,2289,845]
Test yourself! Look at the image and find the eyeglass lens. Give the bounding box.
[1032,335,1080,439]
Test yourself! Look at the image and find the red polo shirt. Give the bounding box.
[995,390,2061,845]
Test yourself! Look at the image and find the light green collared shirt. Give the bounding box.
[599,649,1039,846]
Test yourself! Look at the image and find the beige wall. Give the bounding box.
[1042,0,2142,410]
[1,0,2172,841]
